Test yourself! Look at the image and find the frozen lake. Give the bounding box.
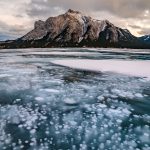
[0,48,150,150]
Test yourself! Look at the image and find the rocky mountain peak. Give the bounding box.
[1,9,150,49]
[34,20,45,29]
[67,9,81,14]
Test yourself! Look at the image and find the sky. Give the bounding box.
[0,0,150,40]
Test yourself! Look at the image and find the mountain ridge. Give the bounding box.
[139,35,150,43]
[0,9,150,49]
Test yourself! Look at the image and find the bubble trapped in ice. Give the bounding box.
[0,48,150,150]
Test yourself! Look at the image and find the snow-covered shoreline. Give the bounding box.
[52,59,150,79]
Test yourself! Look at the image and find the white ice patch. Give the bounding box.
[39,88,60,94]
[0,74,12,78]
[63,98,78,105]
[35,97,44,102]
[111,89,135,99]
[27,51,97,56]
[87,48,150,54]
[51,59,150,79]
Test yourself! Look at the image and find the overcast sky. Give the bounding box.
[0,0,150,40]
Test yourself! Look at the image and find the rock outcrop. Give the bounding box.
[0,9,150,49]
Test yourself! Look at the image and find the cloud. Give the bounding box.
[0,0,150,40]
[25,0,150,36]
[137,28,150,35]
[128,18,150,36]
[26,0,150,19]
[0,34,14,41]
[0,0,33,40]
[129,25,142,29]
[0,21,30,40]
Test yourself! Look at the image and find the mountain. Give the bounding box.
[0,9,150,49]
[139,35,150,43]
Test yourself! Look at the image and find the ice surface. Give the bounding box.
[0,48,149,150]
[52,59,150,79]
[63,98,78,105]
[27,51,98,56]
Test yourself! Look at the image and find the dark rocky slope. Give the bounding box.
[139,35,150,44]
[0,9,150,49]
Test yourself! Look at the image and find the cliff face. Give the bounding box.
[0,9,149,49]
